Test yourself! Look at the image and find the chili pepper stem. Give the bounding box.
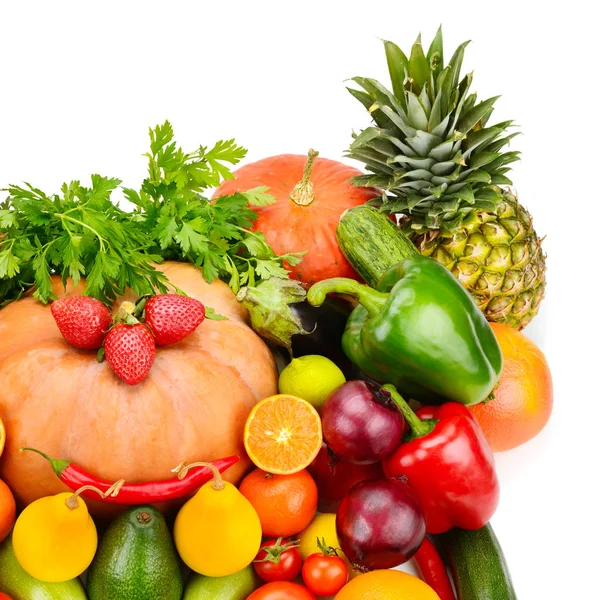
[307,278,388,316]
[20,447,70,478]
[65,479,125,510]
[382,384,437,439]
[172,461,225,490]
[290,149,319,206]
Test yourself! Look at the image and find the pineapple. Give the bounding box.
[346,27,546,329]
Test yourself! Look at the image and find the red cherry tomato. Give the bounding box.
[253,538,303,583]
[247,581,317,600]
[302,550,349,596]
[0,594,14,600]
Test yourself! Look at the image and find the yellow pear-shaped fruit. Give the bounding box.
[12,492,97,582]
[174,477,262,577]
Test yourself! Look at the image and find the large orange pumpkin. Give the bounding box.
[0,262,277,516]
[213,152,379,285]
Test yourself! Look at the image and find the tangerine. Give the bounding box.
[0,479,17,544]
[239,468,317,537]
[335,569,440,599]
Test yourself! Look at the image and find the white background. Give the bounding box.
[1,1,598,597]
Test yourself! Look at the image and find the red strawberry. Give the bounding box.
[104,324,156,385]
[144,294,206,346]
[51,296,113,350]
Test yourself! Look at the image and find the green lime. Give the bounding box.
[278,355,346,411]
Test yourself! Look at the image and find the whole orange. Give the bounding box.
[239,468,318,537]
[335,569,440,599]
[469,322,553,452]
[0,479,16,543]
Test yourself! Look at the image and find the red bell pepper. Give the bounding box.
[381,384,499,534]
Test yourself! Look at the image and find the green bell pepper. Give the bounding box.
[306,255,502,405]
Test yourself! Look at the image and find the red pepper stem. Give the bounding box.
[20,447,71,478]
[382,384,436,439]
[307,278,388,316]
[172,461,224,491]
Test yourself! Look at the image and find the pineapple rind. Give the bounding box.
[411,190,546,329]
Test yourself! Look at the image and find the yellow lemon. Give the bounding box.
[12,492,97,582]
[298,513,344,560]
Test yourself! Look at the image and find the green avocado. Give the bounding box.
[86,505,183,600]
[184,566,261,599]
[0,535,87,600]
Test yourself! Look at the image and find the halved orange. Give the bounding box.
[244,394,323,475]
[0,417,5,458]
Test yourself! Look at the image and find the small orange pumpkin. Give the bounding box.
[213,151,378,285]
[0,262,277,516]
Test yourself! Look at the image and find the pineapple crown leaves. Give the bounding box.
[346,26,521,232]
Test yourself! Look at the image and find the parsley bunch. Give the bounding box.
[125,121,302,291]
[0,121,302,306]
[0,177,169,306]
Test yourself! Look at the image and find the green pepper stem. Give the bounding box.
[381,384,436,439]
[20,447,70,478]
[307,278,388,316]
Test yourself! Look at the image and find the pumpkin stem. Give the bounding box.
[65,479,125,510]
[172,461,225,491]
[290,149,319,206]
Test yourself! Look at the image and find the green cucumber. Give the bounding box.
[336,205,418,287]
[0,535,87,600]
[434,524,518,600]
[86,505,183,600]
[183,566,261,599]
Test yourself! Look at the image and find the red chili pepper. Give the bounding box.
[20,447,239,504]
[381,385,500,534]
[414,537,455,600]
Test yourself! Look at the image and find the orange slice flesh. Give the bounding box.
[0,417,4,458]
[244,394,323,475]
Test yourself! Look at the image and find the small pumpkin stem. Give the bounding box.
[65,479,126,510]
[171,461,224,491]
[290,149,319,206]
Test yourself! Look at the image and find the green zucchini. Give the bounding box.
[434,524,518,600]
[336,205,418,287]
